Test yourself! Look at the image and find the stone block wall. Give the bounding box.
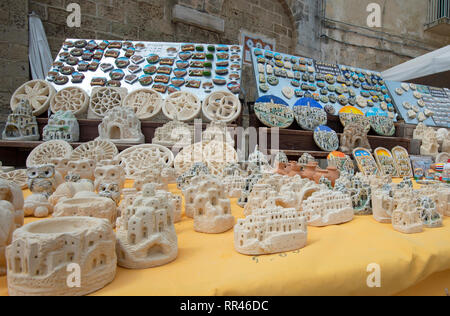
[0,0,29,131]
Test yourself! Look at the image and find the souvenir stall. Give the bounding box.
[0,39,449,297]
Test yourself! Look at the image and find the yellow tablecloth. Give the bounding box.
[1,180,449,296]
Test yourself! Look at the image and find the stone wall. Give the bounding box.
[0,0,29,130]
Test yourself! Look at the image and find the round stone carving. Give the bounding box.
[11,80,56,116]
[162,91,201,121]
[50,87,89,117]
[71,140,119,164]
[254,95,294,129]
[6,217,117,296]
[89,87,127,119]
[203,91,242,123]
[26,140,73,168]
[314,126,339,152]
[174,141,238,177]
[117,144,174,179]
[123,88,163,120]
[0,169,28,189]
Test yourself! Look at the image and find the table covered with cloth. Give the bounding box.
[1,179,449,296]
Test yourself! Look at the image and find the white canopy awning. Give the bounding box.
[382,45,450,81]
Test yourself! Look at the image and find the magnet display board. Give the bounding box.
[47,39,244,100]
[251,47,397,121]
[386,80,450,128]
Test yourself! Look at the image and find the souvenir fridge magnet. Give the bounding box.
[374,147,398,177]
[293,98,327,131]
[353,148,379,176]
[314,126,339,152]
[254,95,294,129]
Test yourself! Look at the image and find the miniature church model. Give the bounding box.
[43,111,80,142]
[98,107,145,144]
[2,100,39,141]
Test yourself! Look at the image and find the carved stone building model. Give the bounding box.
[340,123,371,154]
[300,190,354,227]
[420,128,439,157]
[235,206,308,256]
[2,100,39,141]
[116,184,178,269]
[0,179,24,229]
[43,111,80,142]
[152,120,194,148]
[183,175,235,234]
[335,172,372,215]
[6,217,117,296]
[392,198,424,234]
[0,201,15,276]
[98,107,145,144]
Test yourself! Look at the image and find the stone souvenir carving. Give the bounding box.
[53,192,117,226]
[293,98,327,131]
[442,138,450,154]
[123,88,163,120]
[413,123,427,141]
[10,80,56,116]
[298,153,317,166]
[94,163,125,192]
[202,121,235,146]
[133,167,168,192]
[243,183,277,217]
[0,179,24,229]
[0,169,28,190]
[50,86,89,117]
[174,141,238,177]
[118,188,137,218]
[26,140,73,168]
[234,206,307,256]
[43,111,80,142]
[116,184,178,269]
[203,91,242,123]
[98,107,145,144]
[339,109,371,132]
[367,113,395,136]
[238,172,263,208]
[24,165,58,218]
[391,146,413,178]
[0,201,15,276]
[335,172,372,215]
[152,120,193,148]
[340,123,371,154]
[48,181,94,207]
[6,217,116,296]
[98,183,121,205]
[417,196,442,228]
[118,144,174,179]
[223,171,245,199]
[183,175,234,233]
[163,91,201,121]
[314,126,339,152]
[374,148,398,177]
[352,148,378,176]
[65,159,96,182]
[301,190,354,227]
[272,151,289,168]
[71,140,119,164]
[254,96,294,129]
[88,87,127,119]
[248,145,271,171]
[392,198,423,234]
[176,162,210,190]
[420,128,439,157]
[436,128,449,147]
[2,100,39,141]
[372,184,395,223]
[50,158,70,179]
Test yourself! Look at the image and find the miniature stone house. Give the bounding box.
[2,100,39,141]
[6,217,116,296]
[152,120,194,148]
[98,107,145,144]
[420,128,439,157]
[340,123,371,154]
[235,206,307,255]
[335,172,372,215]
[301,190,354,226]
[116,184,178,269]
[43,111,79,142]
[392,199,423,234]
[183,175,235,234]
